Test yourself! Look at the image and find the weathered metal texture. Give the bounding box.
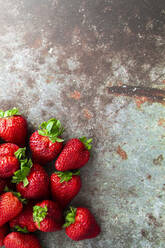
[0,0,165,247]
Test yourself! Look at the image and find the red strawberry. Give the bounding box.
[29,118,64,164]
[12,158,49,200]
[0,146,25,178]
[0,108,27,147]
[33,200,64,232]
[0,191,25,227]
[0,224,9,246]
[0,157,20,178]
[0,143,19,156]
[0,178,7,193]
[55,137,92,171]
[64,207,100,241]
[51,171,81,208]
[4,232,41,248]
[10,202,37,233]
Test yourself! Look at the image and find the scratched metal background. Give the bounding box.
[1,0,165,248]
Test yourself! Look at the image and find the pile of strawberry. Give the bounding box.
[0,108,100,248]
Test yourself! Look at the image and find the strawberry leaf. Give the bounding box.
[63,207,77,228]
[4,186,27,204]
[14,148,26,160]
[14,225,29,233]
[56,170,80,183]
[38,118,64,143]
[0,107,20,118]
[38,130,46,136]
[79,136,92,150]
[12,158,33,187]
[33,205,48,228]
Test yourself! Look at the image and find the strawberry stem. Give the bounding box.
[33,205,48,228]
[79,136,92,150]
[14,225,29,233]
[63,207,77,228]
[12,158,33,187]
[0,107,20,118]
[38,118,64,143]
[56,170,80,183]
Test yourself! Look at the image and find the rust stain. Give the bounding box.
[117,81,123,86]
[46,76,54,84]
[83,109,93,119]
[33,38,42,49]
[146,174,151,180]
[135,96,149,109]
[158,119,165,128]
[146,213,161,227]
[116,145,128,160]
[141,229,148,238]
[108,85,165,104]
[70,90,81,100]
[153,154,164,165]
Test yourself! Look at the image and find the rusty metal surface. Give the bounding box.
[0,0,165,247]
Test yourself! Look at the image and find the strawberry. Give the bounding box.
[33,200,64,232]
[0,143,19,156]
[0,146,25,178]
[0,190,26,227]
[0,108,27,147]
[12,157,49,200]
[55,137,92,171]
[29,118,64,164]
[10,202,37,233]
[0,224,9,246]
[51,171,81,208]
[4,232,41,248]
[64,207,100,241]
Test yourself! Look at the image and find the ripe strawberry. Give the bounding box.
[64,207,100,241]
[0,146,25,178]
[29,118,64,165]
[12,158,49,200]
[0,191,25,227]
[51,171,81,208]
[33,200,64,232]
[55,137,92,171]
[0,224,9,246]
[4,232,41,248]
[0,108,27,147]
[10,202,37,233]
[0,143,19,156]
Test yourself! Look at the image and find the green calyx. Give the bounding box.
[63,207,77,228]
[79,136,92,150]
[0,107,20,118]
[12,148,33,187]
[14,225,29,233]
[38,118,64,143]
[14,148,26,160]
[56,170,80,183]
[33,205,48,228]
[4,186,27,204]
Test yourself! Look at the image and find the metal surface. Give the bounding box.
[0,0,165,247]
